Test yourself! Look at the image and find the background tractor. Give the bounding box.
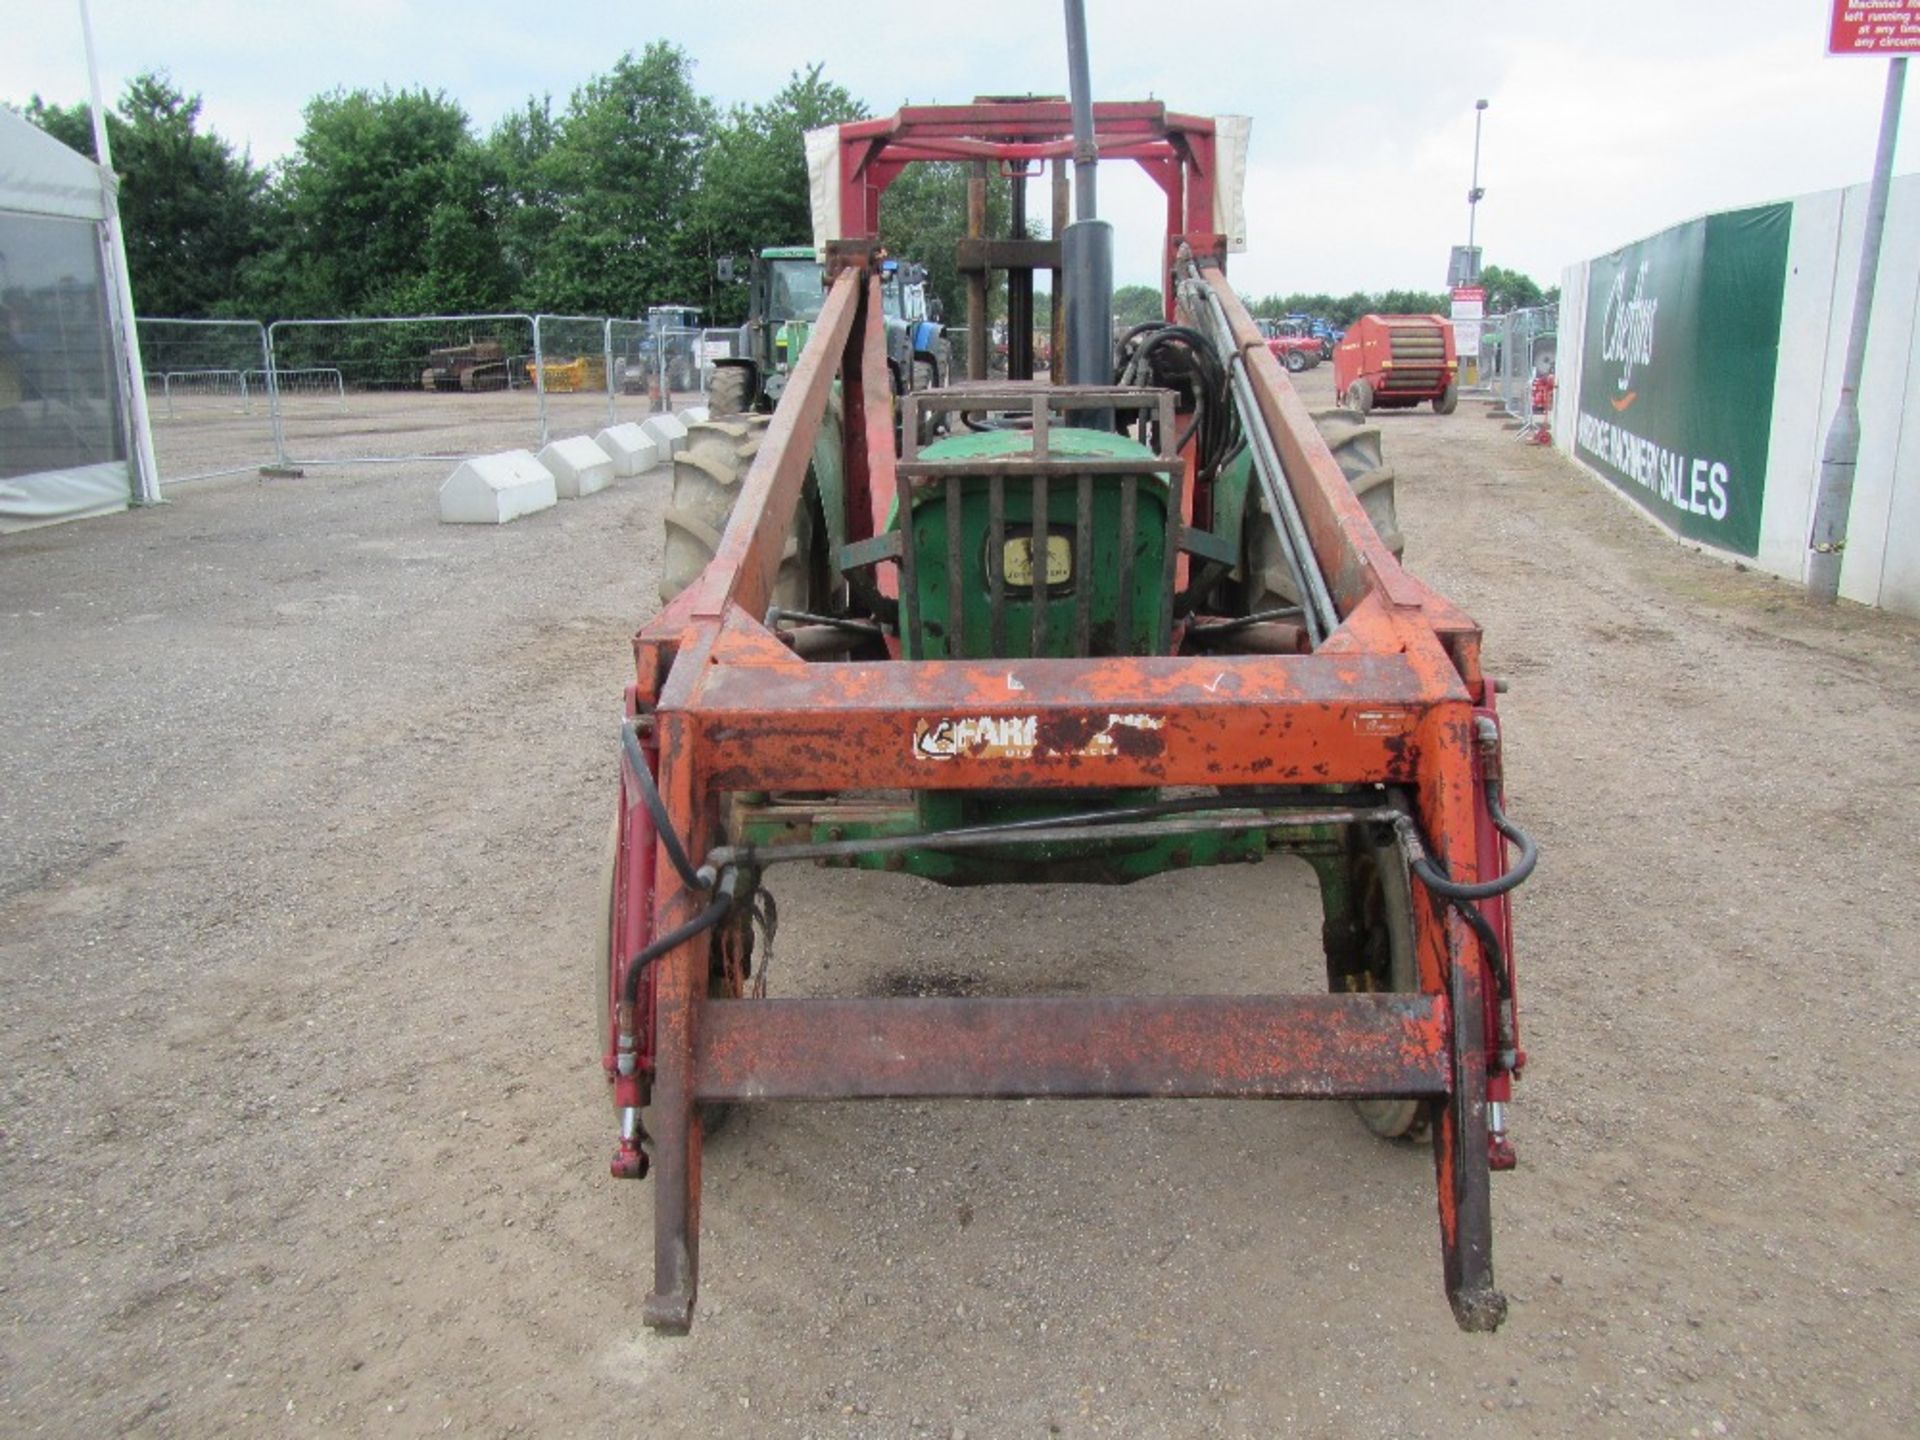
[603,8,1533,1341]
[710,247,949,416]
[1256,315,1323,373]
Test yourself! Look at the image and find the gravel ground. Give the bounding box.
[1,368,1916,1438]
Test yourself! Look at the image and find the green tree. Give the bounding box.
[530,45,715,315]
[24,73,269,317]
[1479,265,1547,314]
[1112,283,1164,328]
[695,65,866,324]
[486,96,560,308]
[264,86,506,316]
[878,162,1010,350]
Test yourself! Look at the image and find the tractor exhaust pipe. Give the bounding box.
[1061,0,1113,388]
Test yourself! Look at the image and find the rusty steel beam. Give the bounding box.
[1192,266,1422,623]
[694,994,1452,1102]
[681,266,862,625]
[689,647,1463,791]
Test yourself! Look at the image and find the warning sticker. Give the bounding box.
[913,712,1165,762]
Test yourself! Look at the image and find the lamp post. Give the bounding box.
[1467,99,1489,283]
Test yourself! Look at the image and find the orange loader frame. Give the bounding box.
[606,102,1521,1335]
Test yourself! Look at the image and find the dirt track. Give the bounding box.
[2,368,1916,1438]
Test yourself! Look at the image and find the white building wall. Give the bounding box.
[1554,171,1920,620]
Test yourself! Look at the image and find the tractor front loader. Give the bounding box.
[598,85,1534,1337]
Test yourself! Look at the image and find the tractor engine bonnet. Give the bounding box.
[899,425,1169,660]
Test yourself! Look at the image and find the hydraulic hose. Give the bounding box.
[620,719,705,893]
[1391,784,1538,902]
[621,866,740,1007]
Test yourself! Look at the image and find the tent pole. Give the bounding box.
[79,0,161,507]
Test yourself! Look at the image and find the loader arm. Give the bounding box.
[604,100,1528,1340]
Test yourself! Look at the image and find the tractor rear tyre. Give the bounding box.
[706,364,752,418]
[1247,408,1403,610]
[1433,382,1459,416]
[1345,378,1373,416]
[1327,833,1427,1140]
[660,417,816,609]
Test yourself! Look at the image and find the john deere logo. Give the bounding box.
[1600,261,1658,412]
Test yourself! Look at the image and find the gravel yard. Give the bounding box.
[2,368,1916,1437]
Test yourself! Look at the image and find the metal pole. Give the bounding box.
[1467,99,1488,283]
[1060,0,1113,389]
[534,315,551,444]
[1808,57,1907,605]
[80,0,163,506]
[1064,0,1097,222]
[604,319,616,429]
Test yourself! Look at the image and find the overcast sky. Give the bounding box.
[5,1,1908,296]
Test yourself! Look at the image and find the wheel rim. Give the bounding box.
[1346,842,1425,1140]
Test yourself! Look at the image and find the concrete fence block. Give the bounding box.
[438,450,557,525]
[539,436,616,499]
[640,413,690,459]
[595,423,663,478]
[676,405,710,427]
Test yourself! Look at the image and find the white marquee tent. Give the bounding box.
[0,104,156,532]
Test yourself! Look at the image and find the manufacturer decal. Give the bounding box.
[913,713,1165,762]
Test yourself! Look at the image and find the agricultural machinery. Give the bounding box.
[616,305,703,398]
[419,340,506,392]
[1256,316,1323,373]
[600,23,1533,1340]
[1333,313,1460,416]
[713,247,948,415]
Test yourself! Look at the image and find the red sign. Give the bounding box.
[1831,1,1920,54]
[1451,286,1486,304]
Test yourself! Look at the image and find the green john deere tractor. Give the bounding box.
[710,247,948,417]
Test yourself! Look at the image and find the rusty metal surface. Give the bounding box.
[679,268,861,626]
[690,648,1458,791]
[613,101,1514,1338]
[694,994,1451,1102]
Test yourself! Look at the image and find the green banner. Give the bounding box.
[1574,203,1790,557]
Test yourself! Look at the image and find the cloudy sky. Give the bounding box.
[5,1,1907,296]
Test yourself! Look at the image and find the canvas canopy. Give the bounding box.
[0,105,140,532]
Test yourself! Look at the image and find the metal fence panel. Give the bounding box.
[135,309,721,477]
[532,314,614,441]
[266,314,539,465]
[135,318,274,483]
[609,319,709,427]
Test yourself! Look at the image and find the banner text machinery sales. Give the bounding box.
[1574,410,1731,522]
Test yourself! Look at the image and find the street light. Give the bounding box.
[1466,98,1490,282]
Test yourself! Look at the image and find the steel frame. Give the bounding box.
[607,103,1515,1337]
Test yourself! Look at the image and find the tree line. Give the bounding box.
[17,52,1551,330]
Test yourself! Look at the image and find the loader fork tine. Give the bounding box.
[1434,926,1506,1332]
[642,727,707,1334]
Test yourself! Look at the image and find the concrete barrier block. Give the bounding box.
[438,450,556,525]
[676,405,710,427]
[640,413,690,459]
[539,436,616,499]
[595,423,662,478]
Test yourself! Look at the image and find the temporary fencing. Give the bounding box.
[607,319,718,427]
[1477,304,1558,429]
[266,313,540,467]
[135,318,276,483]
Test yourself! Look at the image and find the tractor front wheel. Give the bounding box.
[660,417,817,608]
[1324,832,1426,1140]
[596,814,748,1136]
[707,364,753,418]
[1283,348,1309,374]
[1247,408,1403,611]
